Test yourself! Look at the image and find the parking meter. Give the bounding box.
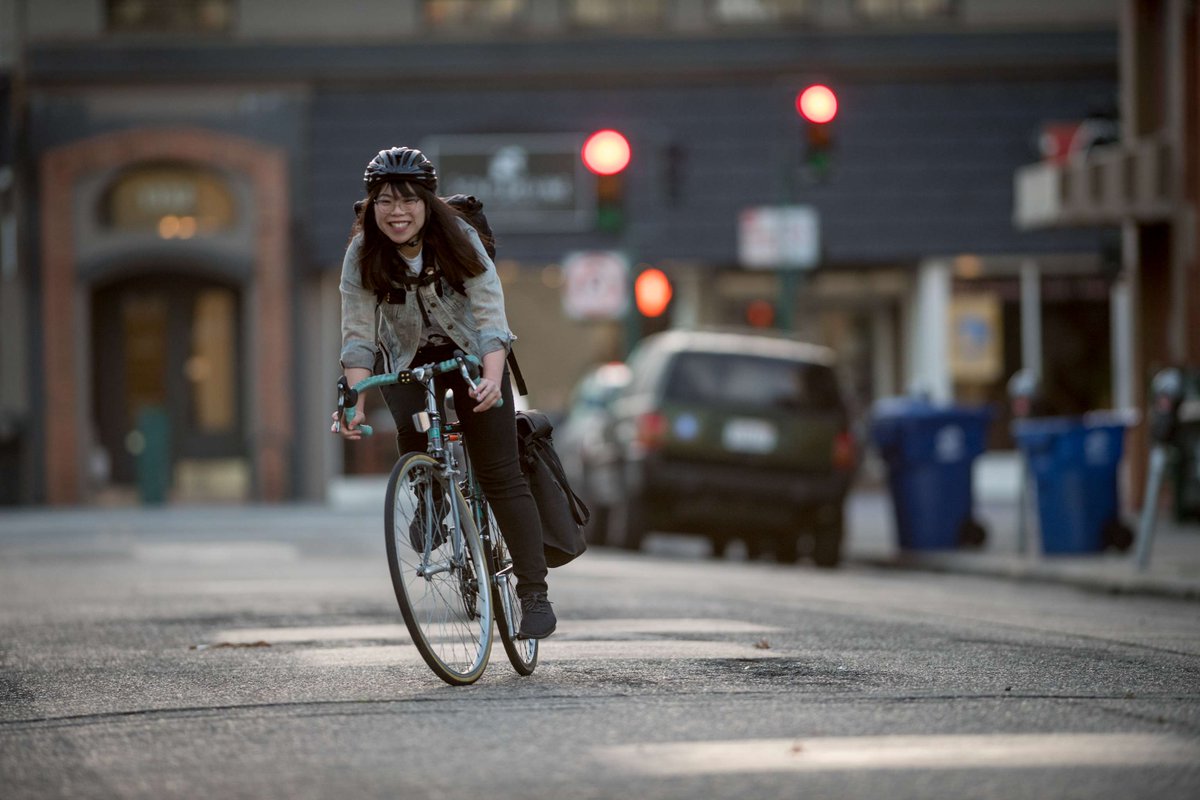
[1136,367,1186,570]
[1007,369,1041,419]
[1007,369,1041,554]
[1148,367,1184,444]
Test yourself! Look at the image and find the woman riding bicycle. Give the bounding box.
[332,146,556,640]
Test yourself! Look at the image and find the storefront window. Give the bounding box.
[709,0,815,24]
[107,0,234,33]
[569,0,667,28]
[425,0,529,28]
[121,292,168,425]
[100,163,236,238]
[187,288,237,433]
[853,0,957,22]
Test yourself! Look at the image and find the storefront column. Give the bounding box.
[870,305,896,399]
[908,258,952,402]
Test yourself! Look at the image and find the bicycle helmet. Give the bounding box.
[363,147,438,191]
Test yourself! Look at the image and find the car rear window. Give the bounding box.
[662,352,841,412]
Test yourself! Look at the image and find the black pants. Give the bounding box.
[379,347,548,597]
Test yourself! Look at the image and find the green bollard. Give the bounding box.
[134,406,171,505]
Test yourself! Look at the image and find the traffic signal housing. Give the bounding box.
[582,129,630,233]
[796,84,838,180]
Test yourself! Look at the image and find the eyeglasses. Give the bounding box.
[375,195,422,212]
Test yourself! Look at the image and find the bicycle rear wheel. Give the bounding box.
[385,453,492,685]
[482,504,538,675]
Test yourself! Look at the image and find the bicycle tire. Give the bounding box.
[481,503,538,675]
[384,453,492,685]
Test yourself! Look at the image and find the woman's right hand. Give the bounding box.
[333,367,373,440]
[331,406,368,439]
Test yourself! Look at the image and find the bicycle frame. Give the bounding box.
[336,352,489,559]
[334,352,533,677]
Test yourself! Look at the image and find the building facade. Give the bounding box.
[1,0,1122,504]
[1014,0,1200,501]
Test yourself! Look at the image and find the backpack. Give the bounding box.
[445,193,496,260]
[515,410,589,567]
[444,194,529,397]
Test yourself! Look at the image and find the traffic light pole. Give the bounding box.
[623,235,640,358]
[775,84,838,333]
[775,117,805,333]
[776,269,801,331]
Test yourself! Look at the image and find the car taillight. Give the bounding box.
[636,412,669,451]
[832,429,856,472]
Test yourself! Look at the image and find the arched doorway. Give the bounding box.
[39,127,291,504]
[91,274,245,499]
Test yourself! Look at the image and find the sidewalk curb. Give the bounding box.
[850,553,1200,602]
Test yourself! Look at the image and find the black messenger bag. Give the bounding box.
[515,411,589,567]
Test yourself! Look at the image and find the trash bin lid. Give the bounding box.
[870,398,992,460]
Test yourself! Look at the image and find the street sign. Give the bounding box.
[422,134,594,232]
[562,250,630,321]
[738,205,820,270]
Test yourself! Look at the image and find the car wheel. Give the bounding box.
[773,533,800,564]
[709,533,730,559]
[613,494,647,551]
[812,506,844,568]
[812,528,842,568]
[586,504,609,546]
[745,532,767,561]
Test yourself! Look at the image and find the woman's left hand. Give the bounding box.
[469,376,503,412]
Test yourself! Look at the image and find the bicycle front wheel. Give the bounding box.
[483,503,538,675]
[385,453,493,685]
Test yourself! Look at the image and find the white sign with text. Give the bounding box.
[562,250,630,320]
[738,205,820,270]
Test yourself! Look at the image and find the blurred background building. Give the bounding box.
[3,0,1188,507]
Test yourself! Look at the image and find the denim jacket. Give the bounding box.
[339,218,515,372]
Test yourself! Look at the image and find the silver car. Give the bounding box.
[554,362,633,543]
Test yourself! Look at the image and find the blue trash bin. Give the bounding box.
[870,398,992,550]
[1012,415,1131,554]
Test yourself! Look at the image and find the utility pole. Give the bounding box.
[1,0,31,503]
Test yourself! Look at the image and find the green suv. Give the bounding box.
[599,329,858,566]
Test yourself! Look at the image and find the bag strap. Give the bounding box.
[507,349,528,397]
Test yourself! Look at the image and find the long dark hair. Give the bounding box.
[352,180,489,296]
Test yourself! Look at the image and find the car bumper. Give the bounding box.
[625,457,852,531]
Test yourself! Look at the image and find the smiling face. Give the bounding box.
[372,182,426,248]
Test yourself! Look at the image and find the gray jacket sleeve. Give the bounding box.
[339,235,379,370]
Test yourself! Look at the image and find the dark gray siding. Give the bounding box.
[309,77,1114,268]
[23,28,1117,269]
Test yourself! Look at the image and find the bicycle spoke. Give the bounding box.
[483,503,538,675]
[385,455,492,684]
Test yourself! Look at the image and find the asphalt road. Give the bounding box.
[1,506,1198,799]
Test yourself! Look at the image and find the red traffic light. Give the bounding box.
[796,85,838,124]
[634,268,672,317]
[582,130,631,175]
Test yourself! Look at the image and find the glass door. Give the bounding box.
[92,275,243,492]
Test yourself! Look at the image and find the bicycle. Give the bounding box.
[334,352,538,685]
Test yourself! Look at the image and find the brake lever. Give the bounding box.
[334,375,373,435]
[455,352,503,408]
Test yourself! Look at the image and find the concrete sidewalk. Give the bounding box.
[846,452,1200,601]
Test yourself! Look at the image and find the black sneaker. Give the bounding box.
[517,592,556,639]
